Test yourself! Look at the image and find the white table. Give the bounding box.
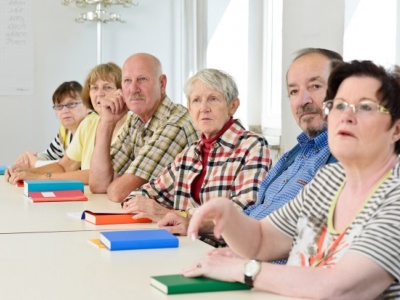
[0,231,299,300]
[0,180,303,300]
[0,182,154,233]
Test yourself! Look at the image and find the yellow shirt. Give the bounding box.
[66,113,100,170]
[66,113,129,170]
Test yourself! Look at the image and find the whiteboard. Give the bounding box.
[0,0,34,95]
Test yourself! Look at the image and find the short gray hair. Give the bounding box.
[184,68,239,104]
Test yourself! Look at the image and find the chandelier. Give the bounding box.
[61,0,138,63]
[62,0,137,23]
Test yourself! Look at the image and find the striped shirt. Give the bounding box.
[268,162,400,299]
[36,127,72,161]
[111,97,198,181]
[128,119,271,213]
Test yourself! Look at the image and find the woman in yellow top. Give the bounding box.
[6,62,127,185]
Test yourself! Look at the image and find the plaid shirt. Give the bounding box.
[128,119,271,212]
[111,97,198,181]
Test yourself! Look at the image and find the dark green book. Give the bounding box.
[150,274,250,294]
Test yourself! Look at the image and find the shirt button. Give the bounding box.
[283,178,288,183]
[302,155,306,159]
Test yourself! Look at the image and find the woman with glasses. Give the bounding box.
[6,62,127,185]
[11,81,91,169]
[183,60,400,299]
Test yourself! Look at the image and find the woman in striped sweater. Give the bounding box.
[13,81,91,168]
[184,60,400,299]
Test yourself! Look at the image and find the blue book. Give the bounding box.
[0,166,7,175]
[23,180,84,197]
[100,229,179,251]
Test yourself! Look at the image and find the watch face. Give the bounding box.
[244,260,261,276]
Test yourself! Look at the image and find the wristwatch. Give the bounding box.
[244,259,261,288]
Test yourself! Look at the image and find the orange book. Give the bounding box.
[27,190,88,203]
[83,210,152,225]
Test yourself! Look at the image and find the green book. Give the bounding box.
[150,274,250,294]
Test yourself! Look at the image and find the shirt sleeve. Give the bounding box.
[348,191,400,282]
[37,132,64,161]
[228,136,271,209]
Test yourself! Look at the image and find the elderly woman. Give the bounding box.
[6,63,127,185]
[123,68,270,240]
[6,81,91,169]
[184,60,400,299]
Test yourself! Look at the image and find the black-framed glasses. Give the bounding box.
[322,99,389,116]
[53,101,82,111]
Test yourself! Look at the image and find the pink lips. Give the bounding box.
[338,129,355,138]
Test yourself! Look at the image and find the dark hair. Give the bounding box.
[82,62,122,111]
[52,81,82,105]
[293,48,343,70]
[326,60,400,154]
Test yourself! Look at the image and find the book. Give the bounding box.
[150,274,250,294]
[27,190,88,203]
[100,229,179,251]
[0,165,7,175]
[82,210,152,225]
[23,179,84,196]
[88,238,107,249]
[15,180,24,187]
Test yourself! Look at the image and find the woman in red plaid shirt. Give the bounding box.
[123,68,271,242]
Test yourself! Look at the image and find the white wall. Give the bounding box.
[0,0,345,165]
[0,0,183,165]
[280,0,344,154]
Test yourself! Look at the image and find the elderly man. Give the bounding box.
[89,53,198,202]
[158,48,342,240]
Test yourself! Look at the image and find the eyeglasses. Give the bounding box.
[53,101,82,111]
[322,99,389,116]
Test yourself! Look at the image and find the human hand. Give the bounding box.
[6,164,42,185]
[99,89,128,122]
[207,247,241,258]
[182,253,244,283]
[15,151,38,169]
[122,196,171,222]
[157,212,189,235]
[187,197,233,241]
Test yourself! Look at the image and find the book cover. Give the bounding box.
[15,180,24,187]
[0,165,7,175]
[100,229,179,251]
[23,179,84,196]
[150,274,250,294]
[83,210,152,225]
[88,238,107,249]
[27,189,88,203]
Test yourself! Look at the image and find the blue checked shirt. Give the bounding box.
[245,130,336,220]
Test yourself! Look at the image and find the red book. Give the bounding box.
[27,190,88,203]
[83,210,152,225]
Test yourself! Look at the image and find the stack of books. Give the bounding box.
[24,179,87,202]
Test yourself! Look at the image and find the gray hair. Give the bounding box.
[184,68,239,104]
[294,48,343,70]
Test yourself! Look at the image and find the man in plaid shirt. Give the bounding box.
[89,53,198,201]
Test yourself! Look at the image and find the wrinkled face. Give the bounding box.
[55,95,89,132]
[89,78,117,114]
[122,54,166,123]
[188,81,239,139]
[328,76,399,164]
[287,53,331,137]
